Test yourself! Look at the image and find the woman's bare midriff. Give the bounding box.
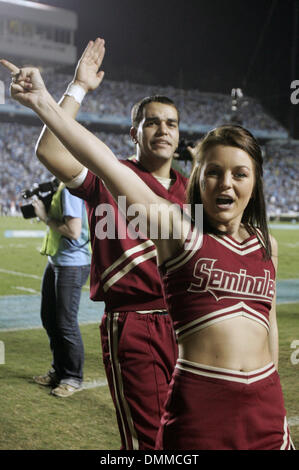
[178,316,272,372]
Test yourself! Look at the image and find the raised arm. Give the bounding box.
[0,56,167,225]
[0,49,193,260]
[34,38,105,181]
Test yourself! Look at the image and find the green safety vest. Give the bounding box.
[40,182,65,257]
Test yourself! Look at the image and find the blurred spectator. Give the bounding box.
[0,122,135,214]
[0,67,285,132]
[263,140,299,215]
[0,69,297,216]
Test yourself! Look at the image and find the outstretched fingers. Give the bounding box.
[0,60,32,90]
[93,37,105,67]
[96,70,105,86]
[83,37,105,68]
[0,59,20,75]
[80,40,94,61]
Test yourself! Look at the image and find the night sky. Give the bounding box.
[33,0,299,136]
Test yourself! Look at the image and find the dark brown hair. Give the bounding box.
[131,95,180,128]
[187,124,272,259]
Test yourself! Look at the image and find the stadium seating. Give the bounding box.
[0,70,297,218]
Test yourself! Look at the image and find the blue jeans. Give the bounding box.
[41,262,90,387]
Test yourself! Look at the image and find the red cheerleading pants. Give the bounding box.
[100,310,178,450]
[155,359,295,450]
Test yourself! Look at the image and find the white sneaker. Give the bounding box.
[51,383,80,398]
[33,370,58,387]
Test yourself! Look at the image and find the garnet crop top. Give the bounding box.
[159,228,276,342]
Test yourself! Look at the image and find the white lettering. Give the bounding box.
[127,203,148,239]
[0,80,4,104]
[94,198,203,244]
[144,454,199,465]
[0,341,4,364]
[95,203,116,239]
[99,454,134,467]
[148,202,183,240]
[290,80,299,104]
[117,195,128,239]
[189,259,275,302]
[290,339,299,365]
[144,455,152,464]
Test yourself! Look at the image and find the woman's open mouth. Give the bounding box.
[215,196,234,210]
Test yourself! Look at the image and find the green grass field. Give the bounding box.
[0,216,298,450]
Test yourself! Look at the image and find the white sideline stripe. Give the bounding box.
[4,230,46,238]
[15,286,39,294]
[0,243,28,248]
[81,379,108,390]
[0,269,89,290]
[0,268,42,280]
[282,242,299,248]
[288,416,299,427]
[0,320,100,332]
[0,326,44,332]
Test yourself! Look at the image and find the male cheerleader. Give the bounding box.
[12,38,190,449]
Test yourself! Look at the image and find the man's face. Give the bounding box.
[133,102,179,161]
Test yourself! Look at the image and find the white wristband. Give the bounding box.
[64,82,86,104]
[65,167,88,189]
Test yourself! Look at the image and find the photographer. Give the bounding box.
[32,182,91,398]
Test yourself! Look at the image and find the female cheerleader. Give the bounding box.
[1,49,294,450]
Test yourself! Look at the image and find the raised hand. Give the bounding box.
[0,59,48,109]
[72,37,105,93]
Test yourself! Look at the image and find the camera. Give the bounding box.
[20,177,59,219]
[175,139,195,161]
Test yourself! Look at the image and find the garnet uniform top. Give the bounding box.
[156,229,296,451]
[67,158,188,451]
[68,158,188,312]
[159,228,276,342]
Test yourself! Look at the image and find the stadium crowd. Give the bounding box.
[0,121,298,218]
[0,70,297,218]
[264,140,299,216]
[0,67,285,132]
[0,122,135,215]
